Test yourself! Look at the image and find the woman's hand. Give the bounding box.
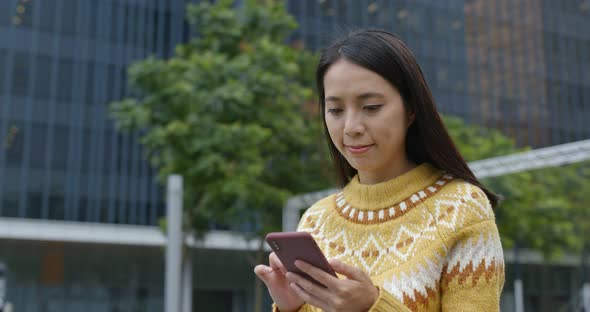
[254,252,305,312]
[287,259,379,312]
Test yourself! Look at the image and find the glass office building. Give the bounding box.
[287,0,590,148]
[0,0,588,311]
[0,0,189,223]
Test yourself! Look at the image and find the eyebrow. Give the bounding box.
[325,92,385,102]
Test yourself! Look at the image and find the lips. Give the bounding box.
[345,144,374,154]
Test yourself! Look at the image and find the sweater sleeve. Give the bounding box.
[367,287,412,312]
[440,220,505,311]
[272,288,411,312]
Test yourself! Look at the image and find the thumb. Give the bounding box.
[254,265,275,284]
[329,259,366,281]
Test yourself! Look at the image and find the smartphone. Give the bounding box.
[265,231,337,287]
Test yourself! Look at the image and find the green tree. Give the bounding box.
[109,0,331,310]
[444,116,589,259]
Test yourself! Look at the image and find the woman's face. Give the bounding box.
[323,59,414,184]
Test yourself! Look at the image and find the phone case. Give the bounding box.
[265,231,336,287]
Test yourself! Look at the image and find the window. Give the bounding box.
[319,0,347,18]
[122,3,130,44]
[60,0,78,36]
[85,63,95,105]
[436,65,450,90]
[88,0,98,39]
[433,13,450,39]
[29,122,47,169]
[0,1,11,27]
[13,0,33,28]
[162,11,172,55]
[374,2,393,29]
[5,121,23,166]
[77,197,88,221]
[584,39,590,63]
[0,50,6,94]
[287,0,301,16]
[405,7,426,33]
[95,2,109,41]
[39,0,56,32]
[583,87,590,110]
[305,0,316,17]
[12,52,29,96]
[57,59,74,102]
[102,130,113,175]
[34,55,52,99]
[1,192,19,217]
[117,67,127,97]
[393,5,408,33]
[48,194,65,220]
[51,125,69,170]
[26,192,43,218]
[106,64,118,102]
[110,1,122,43]
[80,128,92,173]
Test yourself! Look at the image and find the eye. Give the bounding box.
[363,105,383,112]
[327,108,343,115]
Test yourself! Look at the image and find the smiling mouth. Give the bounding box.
[345,144,374,154]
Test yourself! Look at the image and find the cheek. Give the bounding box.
[376,120,407,146]
[325,119,341,144]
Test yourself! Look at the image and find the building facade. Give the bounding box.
[0,0,589,311]
[0,0,183,224]
[287,0,590,148]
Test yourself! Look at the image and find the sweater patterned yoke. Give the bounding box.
[275,163,505,312]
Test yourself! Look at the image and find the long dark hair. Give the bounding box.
[316,29,499,209]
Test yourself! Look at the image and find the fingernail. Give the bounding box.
[266,267,273,273]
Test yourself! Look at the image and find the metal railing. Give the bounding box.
[283,139,590,231]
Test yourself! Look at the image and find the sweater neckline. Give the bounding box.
[335,163,452,223]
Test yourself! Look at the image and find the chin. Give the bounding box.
[348,162,377,172]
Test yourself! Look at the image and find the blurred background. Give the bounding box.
[0,0,589,311]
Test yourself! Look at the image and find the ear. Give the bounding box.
[407,112,416,128]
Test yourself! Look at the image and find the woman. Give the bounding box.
[255,29,505,312]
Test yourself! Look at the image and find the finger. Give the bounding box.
[286,271,330,299]
[329,259,368,282]
[254,264,274,276]
[294,260,339,288]
[269,252,287,275]
[289,282,328,311]
[254,265,276,284]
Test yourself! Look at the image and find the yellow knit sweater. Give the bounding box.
[275,163,504,311]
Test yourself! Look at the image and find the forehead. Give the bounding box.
[323,59,394,96]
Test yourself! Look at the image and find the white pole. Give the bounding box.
[582,283,590,312]
[165,175,183,312]
[2,303,13,312]
[182,251,193,312]
[514,242,525,312]
[514,279,524,312]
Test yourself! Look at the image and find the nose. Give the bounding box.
[344,112,365,137]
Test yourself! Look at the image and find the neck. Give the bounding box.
[358,158,417,185]
[341,162,444,211]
